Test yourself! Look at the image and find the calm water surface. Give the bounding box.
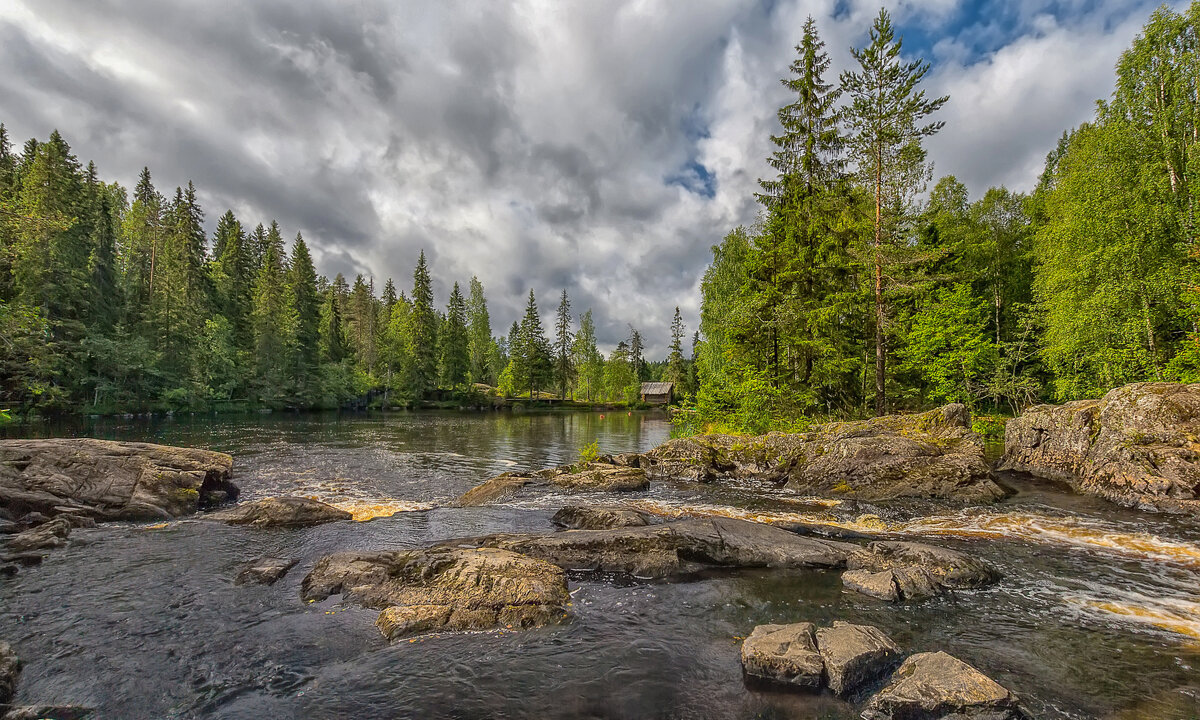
[2,411,1200,719]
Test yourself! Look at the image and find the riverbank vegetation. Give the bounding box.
[692,5,1200,433]
[0,136,693,414]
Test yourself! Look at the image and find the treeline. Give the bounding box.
[696,5,1200,431]
[0,129,692,413]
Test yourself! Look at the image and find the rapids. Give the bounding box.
[2,411,1199,718]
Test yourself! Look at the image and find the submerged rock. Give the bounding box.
[208,497,351,528]
[1002,382,1200,514]
[861,651,1029,720]
[4,706,95,720]
[740,623,824,689]
[639,405,1006,503]
[842,541,1000,601]
[442,516,855,579]
[0,641,18,706]
[300,546,569,640]
[815,622,901,697]
[551,505,653,530]
[454,463,649,507]
[0,438,237,521]
[235,556,298,586]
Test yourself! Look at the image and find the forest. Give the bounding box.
[691,4,1200,432]
[3,4,1200,427]
[0,135,693,414]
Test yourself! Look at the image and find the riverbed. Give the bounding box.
[3,411,1199,718]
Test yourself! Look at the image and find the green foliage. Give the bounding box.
[577,440,599,465]
[899,284,996,407]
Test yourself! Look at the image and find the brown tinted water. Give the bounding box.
[2,411,1199,719]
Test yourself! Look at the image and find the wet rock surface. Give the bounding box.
[816,622,902,697]
[443,516,856,579]
[208,497,351,528]
[861,651,1029,720]
[0,438,237,521]
[740,623,824,688]
[4,706,95,719]
[4,518,71,554]
[842,541,1001,601]
[0,641,18,707]
[300,546,570,640]
[551,505,654,530]
[639,405,1006,503]
[454,462,649,507]
[235,556,298,586]
[1002,382,1200,513]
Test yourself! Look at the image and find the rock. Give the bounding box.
[442,516,856,579]
[300,546,569,640]
[638,405,1006,503]
[862,651,1029,720]
[4,706,95,720]
[1002,382,1200,513]
[0,521,17,535]
[454,463,649,507]
[740,623,824,689]
[5,518,71,553]
[0,641,19,706]
[815,622,901,696]
[842,567,942,602]
[849,541,1000,590]
[208,497,351,528]
[0,438,238,521]
[235,556,298,585]
[551,505,653,530]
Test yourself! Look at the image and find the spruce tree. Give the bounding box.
[571,309,603,402]
[408,251,438,395]
[288,232,321,401]
[666,306,686,391]
[466,276,494,384]
[441,282,470,388]
[553,289,575,400]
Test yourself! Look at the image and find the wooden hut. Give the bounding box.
[640,382,674,405]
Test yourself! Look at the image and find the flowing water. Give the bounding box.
[3,411,1200,719]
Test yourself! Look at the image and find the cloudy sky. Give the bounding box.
[0,0,1177,355]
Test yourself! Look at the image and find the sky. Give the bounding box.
[0,0,1180,356]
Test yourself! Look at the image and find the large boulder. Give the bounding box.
[300,547,569,640]
[639,405,1006,503]
[551,505,653,530]
[740,623,824,689]
[454,463,649,507]
[862,651,1029,720]
[441,516,856,579]
[1002,382,1200,513]
[208,496,350,528]
[843,541,1000,601]
[0,439,237,521]
[0,641,18,706]
[816,622,902,697]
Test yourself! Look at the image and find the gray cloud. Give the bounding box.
[0,0,1173,356]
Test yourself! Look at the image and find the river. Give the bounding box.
[2,410,1199,718]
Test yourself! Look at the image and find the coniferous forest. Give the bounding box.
[4,5,1200,427]
[692,5,1200,431]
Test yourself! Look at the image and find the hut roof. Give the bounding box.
[640,382,674,395]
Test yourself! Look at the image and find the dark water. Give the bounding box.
[3,411,1200,719]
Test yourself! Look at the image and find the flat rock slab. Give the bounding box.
[1002,382,1200,514]
[0,641,19,706]
[301,546,569,640]
[639,404,1007,503]
[551,505,653,530]
[848,541,999,590]
[4,518,71,554]
[862,651,1029,720]
[454,462,649,507]
[209,497,351,528]
[843,566,942,602]
[235,556,298,585]
[740,623,823,689]
[0,438,237,521]
[815,622,901,696]
[443,516,856,579]
[4,706,95,720]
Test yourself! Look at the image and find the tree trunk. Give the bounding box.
[874,155,885,416]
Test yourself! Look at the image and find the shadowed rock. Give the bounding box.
[235,556,298,585]
[301,547,569,640]
[0,438,237,521]
[862,651,1029,720]
[209,497,351,528]
[4,706,95,719]
[455,463,649,507]
[815,622,901,696]
[740,623,823,689]
[842,567,941,602]
[841,540,999,602]
[0,641,18,707]
[1002,382,1200,514]
[639,405,1006,503]
[441,516,856,579]
[4,518,71,554]
[551,505,653,530]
